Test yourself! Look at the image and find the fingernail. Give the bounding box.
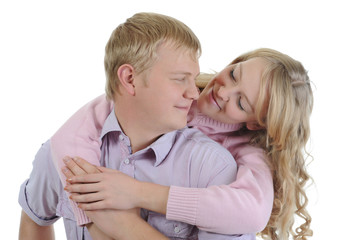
[63,157,71,163]
[74,157,80,163]
[61,167,69,173]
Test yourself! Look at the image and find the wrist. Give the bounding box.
[138,182,169,215]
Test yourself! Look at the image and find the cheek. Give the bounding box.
[195,96,207,114]
[224,106,246,123]
[198,91,207,104]
[225,107,238,120]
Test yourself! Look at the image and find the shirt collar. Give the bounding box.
[148,130,178,167]
[100,109,179,167]
[100,109,123,139]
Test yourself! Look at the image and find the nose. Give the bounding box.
[184,81,199,100]
[217,86,231,102]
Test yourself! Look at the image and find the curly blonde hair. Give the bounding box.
[197,48,313,239]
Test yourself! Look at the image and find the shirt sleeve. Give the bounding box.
[50,94,112,225]
[166,144,273,235]
[18,140,62,226]
[198,231,256,240]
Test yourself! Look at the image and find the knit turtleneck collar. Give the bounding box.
[187,101,243,135]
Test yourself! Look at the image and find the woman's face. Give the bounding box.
[197,57,267,126]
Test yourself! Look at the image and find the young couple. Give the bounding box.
[19,12,313,239]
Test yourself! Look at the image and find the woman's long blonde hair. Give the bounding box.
[197,48,313,239]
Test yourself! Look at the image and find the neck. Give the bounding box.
[114,102,162,153]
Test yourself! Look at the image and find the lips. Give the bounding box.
[175,105,191,112]
[210,88,221,109]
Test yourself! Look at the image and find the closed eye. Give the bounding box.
[238,97,245,111]
[171,77,186,81]
[230,68,236,81]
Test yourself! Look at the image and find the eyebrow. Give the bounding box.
[170,71,200,79]
[238,63,255,113]
[170,71,194,75]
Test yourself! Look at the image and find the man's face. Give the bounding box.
[133,42,200,134]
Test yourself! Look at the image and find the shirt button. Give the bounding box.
[124,158,130,164]
[119,135,124,141]
[174,226,180,234]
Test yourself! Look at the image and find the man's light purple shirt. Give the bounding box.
[19,110,255,239]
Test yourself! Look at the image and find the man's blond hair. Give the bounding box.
[104,12,201,100]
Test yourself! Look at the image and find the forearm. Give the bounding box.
[167,182,272,234]
[19,211,55,240]
[87,209,168,240]
[138,182,169,215]
[111,214,169,240]
[86,223,114,240]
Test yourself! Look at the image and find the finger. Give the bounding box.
[63,156,86,176]
[70,192,103,204]
[67,173,103,184]
[62,167,75,179]
[78,201,109,211]
[73,157,101,174]
[65,182,101,194]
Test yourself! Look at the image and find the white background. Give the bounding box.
[1,0,360,239]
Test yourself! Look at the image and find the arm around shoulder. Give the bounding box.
[167,144,273,235]
[50,94,112,225]
[51,94,112,178]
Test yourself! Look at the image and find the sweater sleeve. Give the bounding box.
[166,145,273,235]
[50,94,112,225]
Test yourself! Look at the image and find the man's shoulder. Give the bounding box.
[30,139,60,181]
[34,140,52,163]
[176,127,219,144]
[172,128,237,188]
[175,127,234,162]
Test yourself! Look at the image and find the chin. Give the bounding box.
[166,121,187,132]
[177,121,187,129]
[176,119,188,129]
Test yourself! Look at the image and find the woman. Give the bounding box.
[60,48,313,239]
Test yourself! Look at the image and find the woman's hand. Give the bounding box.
[63,156,170,215]
[62,158,160,239]
[62,156,142,211]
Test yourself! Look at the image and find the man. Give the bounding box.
[19,12,239,239]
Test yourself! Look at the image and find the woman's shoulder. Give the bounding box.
[226,132,267,161]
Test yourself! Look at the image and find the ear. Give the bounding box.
[246,121,264,131]
[117,64,135,96]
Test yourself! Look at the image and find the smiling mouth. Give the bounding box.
[211,89,221,109]
[175,105,191,112]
